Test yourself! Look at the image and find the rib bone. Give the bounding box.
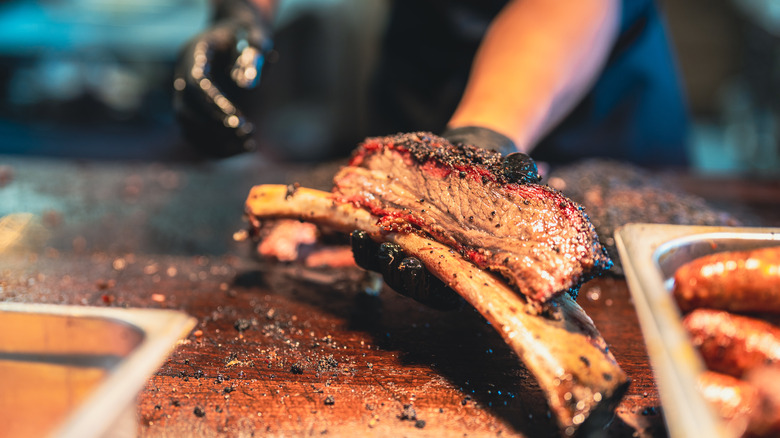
[245,184,629,434]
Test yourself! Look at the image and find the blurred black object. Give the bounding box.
[173,0,273,158]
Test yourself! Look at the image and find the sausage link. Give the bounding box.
[683,308,780,377]
[673,245,780,313]
[699,368,780,437]
[697,370,757,437]
[744,366,780,437]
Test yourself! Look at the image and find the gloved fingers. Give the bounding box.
[212,0,273,50]
[226,17,272,90]
[441,126,542,184]
[350,230,461,310]
[231,44,264,89]
[502,152,541,184]
[173,75,256,156]
[174,87,256,157]
[396,256,461,310]
[173,29,257,156]
[175,62,253,138]
[350,230,381,272]
[397,257,425,293]
[376,242,405,291]
[173,0,273,157]
[441,126,517,156]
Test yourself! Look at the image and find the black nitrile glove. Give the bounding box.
[443,126,541,184]
[441,125,517,156]
[173,0,273,158]
[349,127,541,309]
[350,231,462,310]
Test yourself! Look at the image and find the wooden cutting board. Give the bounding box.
[0,252,665,437]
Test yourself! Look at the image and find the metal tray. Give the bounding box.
[0,302,196,438]
[615,223,780,438]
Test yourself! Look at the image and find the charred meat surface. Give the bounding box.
[245,185,629,434]
[332,132,612,303]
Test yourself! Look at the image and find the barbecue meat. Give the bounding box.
[332,132,612,303]
[243,133,626,432]
[245,185,628,434]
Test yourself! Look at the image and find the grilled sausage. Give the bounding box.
[697,371,757,437]
[673,245,780,313]
[699,368,780,437]
[684,309,780,377]
[743,366,780,437]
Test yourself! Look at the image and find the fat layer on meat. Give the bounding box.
[333,132,612,302]
[245,185,629,434]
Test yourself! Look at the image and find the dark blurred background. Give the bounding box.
[0,0,778,174]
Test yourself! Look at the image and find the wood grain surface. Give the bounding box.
[1,155,777,437]
[0,253,663,437]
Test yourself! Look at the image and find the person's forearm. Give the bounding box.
[447,0,620,153]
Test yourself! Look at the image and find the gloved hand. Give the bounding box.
[350,230,462,310]
[350,127,542,309]
[173,0,273,158]
[442,126,542,184]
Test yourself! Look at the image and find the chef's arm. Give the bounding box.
[447,0,620,154]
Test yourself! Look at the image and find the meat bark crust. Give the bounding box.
[333,132,612,303]
[244,185,629,434]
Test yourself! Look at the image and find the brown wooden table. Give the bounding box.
[1,155,777,437]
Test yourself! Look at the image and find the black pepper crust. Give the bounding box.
[357,132,507,178]
[339,131,612,303]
